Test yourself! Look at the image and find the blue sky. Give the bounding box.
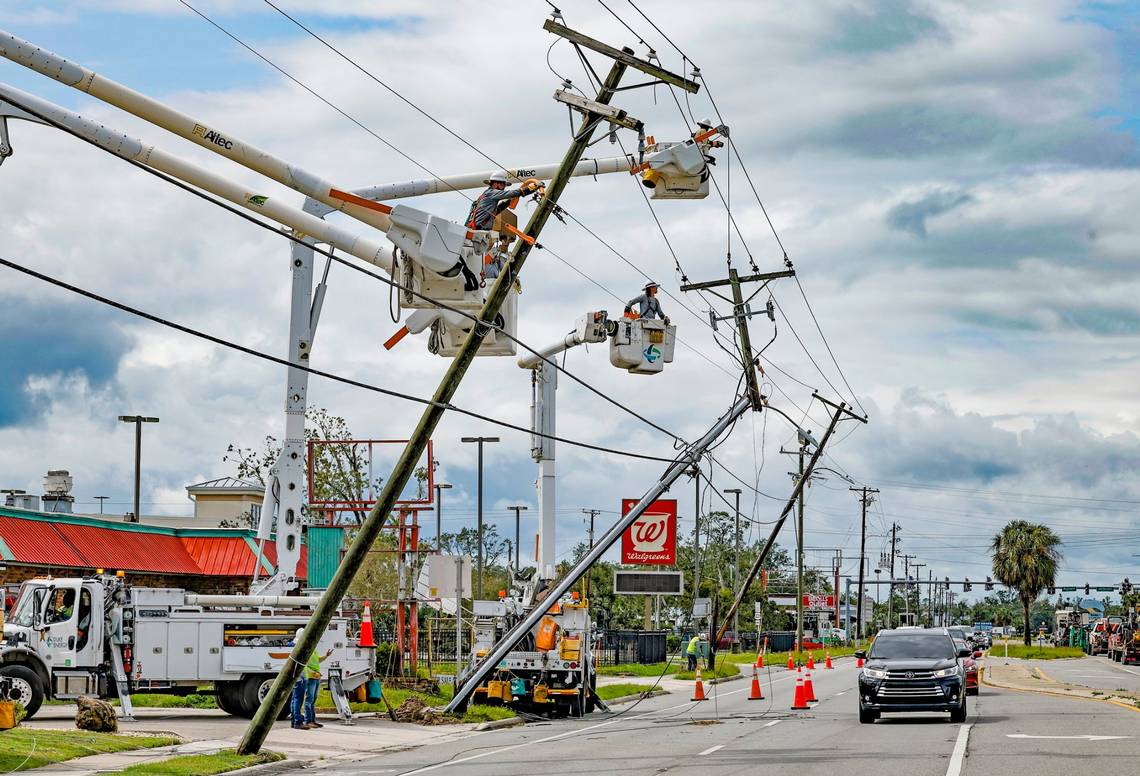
[2,0,1140,598]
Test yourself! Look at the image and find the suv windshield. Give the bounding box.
[869,632,956,660]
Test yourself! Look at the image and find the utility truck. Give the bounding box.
[0,572,373,721]
[466,569,598,717]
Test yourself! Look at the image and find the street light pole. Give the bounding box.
[118,415,158,523]
[461,436,499,598]
[508,505,529,571]
[434,483,452,552]
[94,496,110,514]
[723,488,742,649]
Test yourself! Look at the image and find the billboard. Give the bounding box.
[613,570,684,596]
[802,594,836,611]
[620,498,677,565]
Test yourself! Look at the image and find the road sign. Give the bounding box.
[613,569,684,595]
[693,597,711,617]
[1095,587,1116,593]
[620,498,677,565]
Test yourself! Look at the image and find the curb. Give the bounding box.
[473,715,524,731]
[226,758,306,776]
[981,665,1140,714]
[605,689,668,705]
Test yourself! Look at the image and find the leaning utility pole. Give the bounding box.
[779,441,808,650]
[240,20,670,751]
[434,24,707,717]
[850,486,878,641]
[690,466,703,605]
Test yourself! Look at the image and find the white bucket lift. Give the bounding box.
[609,317,677,374]
[429,289,518,357]
[387,204,494,307]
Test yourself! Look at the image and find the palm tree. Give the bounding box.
[991,521,1062,646]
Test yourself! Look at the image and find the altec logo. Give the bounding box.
[620,498,677,565]
[192,123,234,150]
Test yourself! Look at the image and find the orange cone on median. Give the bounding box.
[806,652,815,669]
[748,664,764,700]
[856,655,864,668]
[787,654,794,670]
[805,666,818,702]
[791,670,810,710]
[825,652,833,669]
[691,666,708,701]
[359,600,375,648]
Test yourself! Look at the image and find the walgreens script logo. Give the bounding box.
[620,498,677,565]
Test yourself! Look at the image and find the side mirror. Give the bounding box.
[957,648,972,658]
[853,650,866,659]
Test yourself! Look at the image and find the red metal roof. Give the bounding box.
[53,522,202,575]
[0,509,306,579]
[263,542,309,578]
[0,515,86,567]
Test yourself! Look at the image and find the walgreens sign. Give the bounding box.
[620,499,677,565]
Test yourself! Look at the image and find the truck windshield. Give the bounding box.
[8,585,40,627]
[869,633,955,660]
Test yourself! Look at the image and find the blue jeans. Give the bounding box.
[290,678,306,726]
[303,678,320,724]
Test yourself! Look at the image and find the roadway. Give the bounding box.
[311,658,1140,776]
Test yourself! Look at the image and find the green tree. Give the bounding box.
[991,520,1062,646]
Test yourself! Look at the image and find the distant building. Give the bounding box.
[186,477,265,526]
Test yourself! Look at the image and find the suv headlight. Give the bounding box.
[862,666,887,679]
[932,667,958,678]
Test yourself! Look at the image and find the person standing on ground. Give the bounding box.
[686,633,701,671]
[290,628,333,730]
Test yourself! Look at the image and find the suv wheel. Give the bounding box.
[949,694,967,723]
[858,704,878,724]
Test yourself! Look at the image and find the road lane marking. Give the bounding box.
[763,720,781,728]
[945,724,971,776]
[1006,734,1131,741]
[398,674,802,775]
[834,691,847,696]
[698,745,724,756]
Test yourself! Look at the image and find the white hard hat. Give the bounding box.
[484,171,509,185]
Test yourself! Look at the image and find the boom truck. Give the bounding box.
[0,27,722,721]
[456,309,677,717]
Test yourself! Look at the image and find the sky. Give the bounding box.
[2,0,1139,604]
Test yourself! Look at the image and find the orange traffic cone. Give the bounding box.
[787,654,795,670]
[825,653,833,670]
[806,652,815,669]
[748,664,764,700]
[791,670,810,710]
[691,666,708,701]
[805,667,818,703]
[359,600,375,648]
[856,655,864,668]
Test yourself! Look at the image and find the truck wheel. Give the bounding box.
[214,681,242,716]
[0,664,45,719]
[239,675,290,720]
[584,676,596,714]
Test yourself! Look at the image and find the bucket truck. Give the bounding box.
[453,310,675,717]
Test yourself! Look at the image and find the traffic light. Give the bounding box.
[963,577,972,592]
[984,576,993,591]
[1085,583,1091,595]
[1123,578,1132,595]
[1047,585,1055,594]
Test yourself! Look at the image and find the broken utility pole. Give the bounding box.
[239,22,665,754]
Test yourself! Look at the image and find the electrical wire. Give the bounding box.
[0,255,678,464]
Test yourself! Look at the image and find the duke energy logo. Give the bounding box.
[643,344,662,363]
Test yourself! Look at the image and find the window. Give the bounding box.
[76,588,92,650]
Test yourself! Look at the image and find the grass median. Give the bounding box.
[595,682,659,700]
[990,642,1085,660]
[315,682,516,724]
[673,656,741,681]
[100,749,284,775]
[0,729,180,772]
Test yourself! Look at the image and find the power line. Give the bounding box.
[0,254,681,465]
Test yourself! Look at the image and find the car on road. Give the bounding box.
[952,638,980,695]
[855,628,972,724]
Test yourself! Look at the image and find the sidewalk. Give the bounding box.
[24,706,483,774]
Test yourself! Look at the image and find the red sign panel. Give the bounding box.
[803,594,836,610]
[621,499,677,565]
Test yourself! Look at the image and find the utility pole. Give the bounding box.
[690,466,703,604]
[117,415,158,523]
[94,495,109,514]
[887,523,900,628]
[434,482,452,552]
[509,505,528,571]
[911,562,925,626]
[900,554,916,626]
[780,442,807,651]
[241,20,653,747]
[461,436,499,598]
[582,508,601,600]
[723,488,742,649]
[850,486,878,642]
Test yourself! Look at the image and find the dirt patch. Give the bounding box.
[392,697,460,726]
[689,719,722,726]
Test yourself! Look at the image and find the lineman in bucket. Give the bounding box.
[465,171,541,231]
[624,281,670,325]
